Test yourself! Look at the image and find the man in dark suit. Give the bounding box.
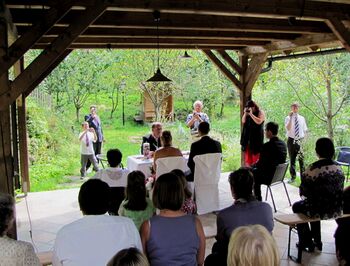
[187,122,222,181]
[140,122,162,155]
[253,121,287,201]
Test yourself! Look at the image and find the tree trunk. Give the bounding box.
[326,74,334,140]
[219,87,225,117]
[76,107,80,122]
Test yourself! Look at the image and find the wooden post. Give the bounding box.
[239,55,249,166]
[0,12,16,239]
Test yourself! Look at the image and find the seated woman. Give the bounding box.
[227,225,280,266]
[140,173,205,266]
[93,148,129,215]
[118,171,155,229]
[292,137,344,252]
[171,169,197,215]
[0,193,41,266]
[152,130,182,172]
[107,247,149,266]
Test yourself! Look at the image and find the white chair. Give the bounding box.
[193,153,222,215]
[155,156,187,178]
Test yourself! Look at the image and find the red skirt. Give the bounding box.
[244,145,260,167]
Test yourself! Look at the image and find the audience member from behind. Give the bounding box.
[171,169,197,214]
[52,179,142,266]
[227,225,280,266]
[187,121,222,181]
[140,173,205,266]
[292,137,344,253]
[205,167,273,266]
[335,186,350,265]
[79,121,99,178]
[252,122,287,201]
[118,171,155,229]
[153,130,183,171]
[141,122,162,155]
[240,100,265,167]
[93,148,129,215]
[0,193,40,266]
[107,247,149,266]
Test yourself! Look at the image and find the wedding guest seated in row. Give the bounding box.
[140,173,205,266]
[252,122,287,201]
[227,225,280,266]
[93,148,129,215]
[52,179,142,266]
[335,186,350,265]
[153,130,182,172]
[292,137,344,253]
[107,247,149,266]
[118,171,156,229]
[187,122,222,181]
[171,169,197,215]
[0,193,41,266]
[141,122,162,155]
[205,168,273,266]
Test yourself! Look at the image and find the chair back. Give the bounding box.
[155,156,187,178]
[336,147,350,165]
[193,153,222,214]
[270,162,289,185]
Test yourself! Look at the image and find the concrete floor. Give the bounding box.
[16,173,339,265]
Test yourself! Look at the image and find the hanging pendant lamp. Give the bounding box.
[146,10,172,82]
[180,51,192,59]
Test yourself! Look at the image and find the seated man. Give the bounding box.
[140,122,162,155]
[52,179,142,266]
[187,122,222,181]
[205,168,274,266]
[93,148,129,215]
[253,122,287,201]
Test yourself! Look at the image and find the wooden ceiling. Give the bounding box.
[5,0,350,56]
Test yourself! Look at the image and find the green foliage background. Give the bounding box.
[24,50,350,191]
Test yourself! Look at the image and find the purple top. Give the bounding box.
[146,215,199,266]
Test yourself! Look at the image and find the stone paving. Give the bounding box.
[16,173,339,265]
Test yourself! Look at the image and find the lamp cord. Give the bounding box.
[156,17,160,69]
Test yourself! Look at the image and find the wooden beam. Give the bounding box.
[11,9,332,34]
[326,17,350,51]
[0,1,108,110]
[239,55,249,166]
[241,33,339,55]
[0,1,73,77]
[37,36,270,46]
[17,26,301,41]
[245,53,268,95]
[202,49,242,90]
[216,50,242,75]
[24,49,72,97]
[8,0,350,20]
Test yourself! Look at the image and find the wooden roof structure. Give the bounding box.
[1,0,350,200]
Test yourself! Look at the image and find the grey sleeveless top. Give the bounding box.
[146,215,199,266]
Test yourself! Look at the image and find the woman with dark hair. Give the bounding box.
[0,193,40,266]
[153,130,182,171]
[140,173,205,266]
[240,100,265,166]
[292,137,344,252]
[118,171,155,229]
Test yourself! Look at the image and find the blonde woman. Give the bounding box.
[227,225,279,266]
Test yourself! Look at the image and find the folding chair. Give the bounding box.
[265,162,291,212]
[335,146,350,182]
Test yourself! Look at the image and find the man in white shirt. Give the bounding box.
[52,179,142,266]
[285,102,308,183]
[79,121,99,178]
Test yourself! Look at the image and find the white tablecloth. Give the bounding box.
[127,152,189,177]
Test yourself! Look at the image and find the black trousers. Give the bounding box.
[292,200,321,246]
[86,141,102,169]
[252,168,271,201]
[287,137,304,179]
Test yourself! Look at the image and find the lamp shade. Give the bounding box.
[180,51,192,59]
[146,68,172,82]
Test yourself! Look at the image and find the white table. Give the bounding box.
[127,152,190,177]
